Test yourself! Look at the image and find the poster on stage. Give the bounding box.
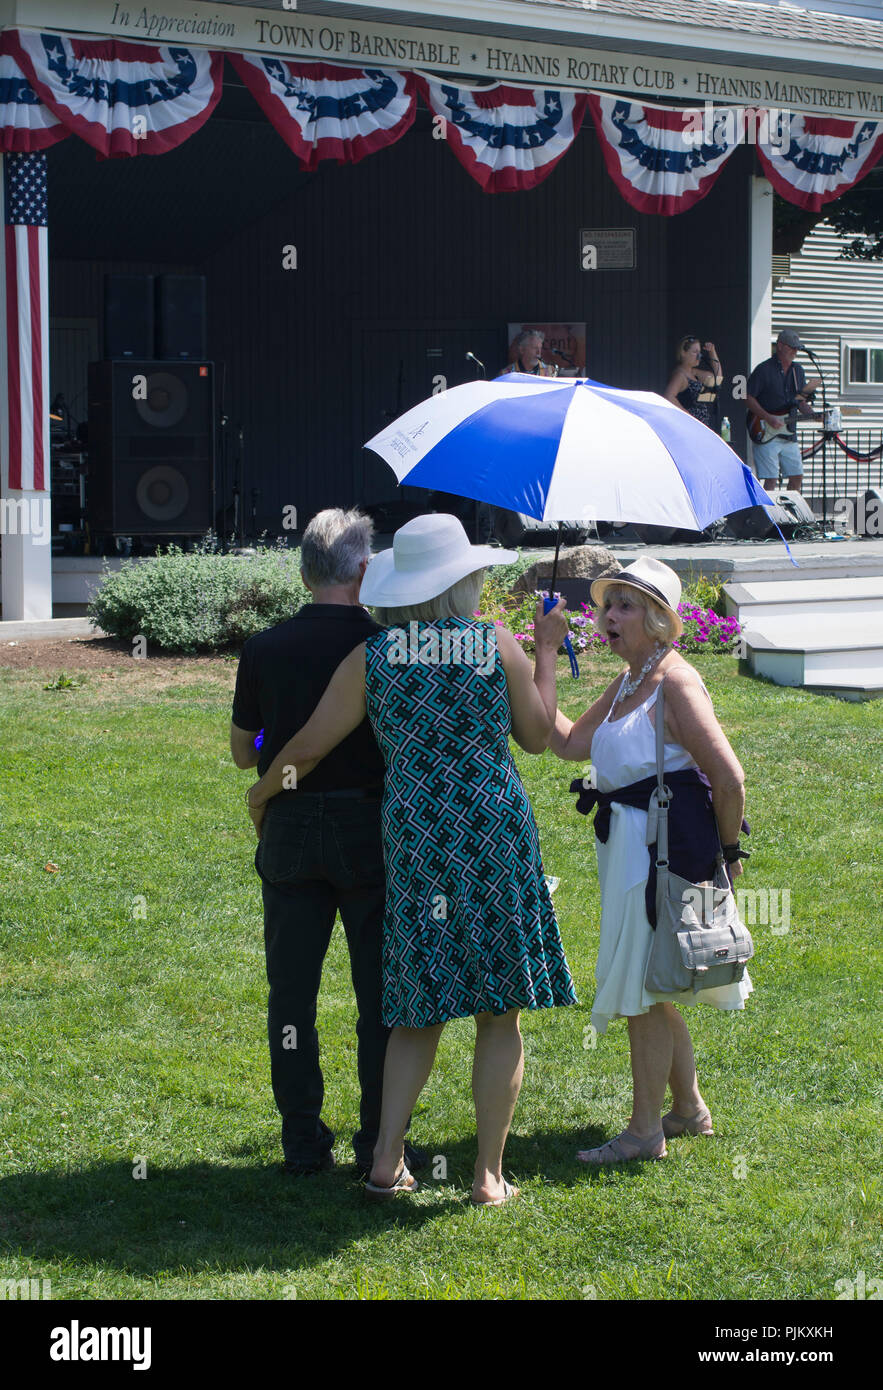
[506,323,587,377]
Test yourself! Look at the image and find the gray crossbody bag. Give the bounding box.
[643,681,754,995]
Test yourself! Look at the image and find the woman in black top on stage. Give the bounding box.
[665,335,723,430]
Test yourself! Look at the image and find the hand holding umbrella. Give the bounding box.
[534,595,569,655]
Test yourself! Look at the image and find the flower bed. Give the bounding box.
[478,581,741,655]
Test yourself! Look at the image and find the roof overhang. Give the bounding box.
[1,0,881,117]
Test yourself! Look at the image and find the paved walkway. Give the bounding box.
[0,617,102,641]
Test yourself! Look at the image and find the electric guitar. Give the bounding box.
[746,403,826,444]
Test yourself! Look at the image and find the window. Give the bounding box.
[846,344,883,386]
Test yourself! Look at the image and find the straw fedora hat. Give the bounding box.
[360,513,517,607]
[590,556,683,637]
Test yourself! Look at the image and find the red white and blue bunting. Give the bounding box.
[587,94,745,216]
[0,33,67,152]
[228,56,415,169]
[5,29,223,157]
[754,113,883,211]
[0,29,880,212]
[416,77,587,192]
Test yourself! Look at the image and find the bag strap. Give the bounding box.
[657,674,728,876]
[654,679,670,869]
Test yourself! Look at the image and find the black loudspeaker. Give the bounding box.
[87,361,215,534]
[726,500,795,539]
[495,511,590,546]
[632,523,679,544]
[774,489,818,531]
[104,274,155,359]
[156,274,207,359]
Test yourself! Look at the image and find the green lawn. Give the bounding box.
[1,649,881,1300]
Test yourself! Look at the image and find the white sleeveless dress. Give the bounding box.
[588,670,753,1035]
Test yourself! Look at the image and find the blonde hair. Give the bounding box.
[597,582,681,643]
[372,569,487,626]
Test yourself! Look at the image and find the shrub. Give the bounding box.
[88,541,310,654]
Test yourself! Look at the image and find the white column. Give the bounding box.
[747,174,774,473]
[0,152,53,621]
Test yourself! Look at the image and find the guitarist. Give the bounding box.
[746,328,821,495]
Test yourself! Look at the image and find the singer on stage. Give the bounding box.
[500,330,557,377]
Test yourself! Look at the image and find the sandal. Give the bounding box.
[471,1179,520,1207]
[577,1129,666,1165]
[364,1164,418,1199]
[662,1107,714,1138]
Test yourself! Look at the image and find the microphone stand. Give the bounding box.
[805,348,828,523]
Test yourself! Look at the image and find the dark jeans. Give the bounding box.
[255,792,389,1168]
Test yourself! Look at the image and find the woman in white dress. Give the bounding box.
[548,557,752,1163]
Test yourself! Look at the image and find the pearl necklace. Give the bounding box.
[616,643,668,703]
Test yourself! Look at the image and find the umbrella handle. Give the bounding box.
[543,594,580,678]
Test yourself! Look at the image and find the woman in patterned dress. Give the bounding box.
[247,514,576,1205]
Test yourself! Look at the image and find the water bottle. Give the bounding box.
[720,417,731,442]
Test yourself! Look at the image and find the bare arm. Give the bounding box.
[661,668,746,851]
[746,393,785,428]
[664,368,691,411]
[496,599,568,754]
[246,644,367,829]
[547,673,623,762]
[230,721,260,770]
[698,341,723,388]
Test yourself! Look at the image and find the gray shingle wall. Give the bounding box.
[518,0,883,48]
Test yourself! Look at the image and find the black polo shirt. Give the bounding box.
[231,604,385,791]
[747,353,807,418]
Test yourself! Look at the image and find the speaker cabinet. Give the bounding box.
[774,489,817,531]
[104,274,155,359]
[726,500,795,540]
[495,511,591,546]
[87,361,214,534]
[155,274,207,359]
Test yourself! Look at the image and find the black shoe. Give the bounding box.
[353,1141,430,1181]
[282,1151,335,1177]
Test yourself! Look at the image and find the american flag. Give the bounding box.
[2,151,48,491]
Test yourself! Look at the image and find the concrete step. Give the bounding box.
[740,612,883,650]
[724,576,883,621]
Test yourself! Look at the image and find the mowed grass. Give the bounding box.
[0,648,881,1301]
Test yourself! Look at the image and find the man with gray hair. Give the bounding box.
[231,508,423,1177]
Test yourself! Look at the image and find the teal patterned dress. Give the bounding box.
[364,617,577,1027]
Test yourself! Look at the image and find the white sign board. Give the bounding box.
[2,0,882,118]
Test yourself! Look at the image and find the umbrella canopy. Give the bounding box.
[365,372,771,531]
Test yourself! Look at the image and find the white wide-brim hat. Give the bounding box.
[360,513,517,607]
[590,556,684,637]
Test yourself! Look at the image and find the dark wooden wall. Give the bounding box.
[48,110,753,535]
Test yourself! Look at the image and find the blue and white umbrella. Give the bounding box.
[365,372,772,532]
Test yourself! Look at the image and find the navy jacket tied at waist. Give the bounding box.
[569,769,749,927]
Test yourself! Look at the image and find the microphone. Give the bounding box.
[465,351,485,373]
